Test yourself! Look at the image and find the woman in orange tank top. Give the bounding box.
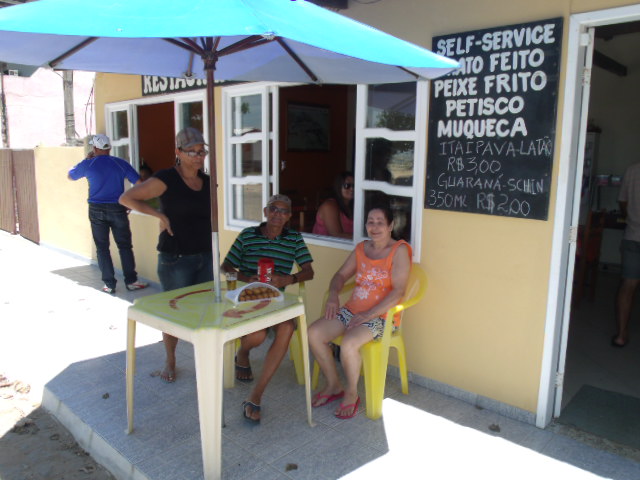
[308,205,412,419]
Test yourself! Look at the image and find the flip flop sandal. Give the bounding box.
[312,391,344,408]
[335,396,360,420]
[235,356,254,382]
[242,400,261,423]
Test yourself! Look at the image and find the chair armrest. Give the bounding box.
[322,281,356,308]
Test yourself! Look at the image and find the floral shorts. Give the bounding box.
[336,307,396,340]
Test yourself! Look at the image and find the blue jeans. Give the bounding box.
[88,203,137,289]
[157,251,214,291]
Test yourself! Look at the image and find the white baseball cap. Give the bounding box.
[92,134,111,150]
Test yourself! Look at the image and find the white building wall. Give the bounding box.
[4,68,95,148]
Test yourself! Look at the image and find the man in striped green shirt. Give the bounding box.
[223,194,314,422]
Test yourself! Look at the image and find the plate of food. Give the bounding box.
[226,282,283,304]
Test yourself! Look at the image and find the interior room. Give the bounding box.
[278,83,355,233]
[562,21,640,451]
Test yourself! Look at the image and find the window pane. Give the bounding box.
[231,140,262,177]
[269,93,273,133]
[366,83,416,131]
[363,191,412,243]
[111,111,128,140]
[232,94,262,136]
[180,101,203,132]
[113,145,129,162]
[365,138,414,186]
[232,184,263,222]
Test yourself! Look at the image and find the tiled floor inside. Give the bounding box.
[563,268,640,407]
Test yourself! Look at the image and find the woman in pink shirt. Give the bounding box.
[312,172,354,238]
[308,205,412,419]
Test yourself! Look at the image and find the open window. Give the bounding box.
[222,81,427,258]
[105,91,206,176]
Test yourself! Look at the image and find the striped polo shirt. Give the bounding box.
[224,223,313,277]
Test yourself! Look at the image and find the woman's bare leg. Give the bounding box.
[161,333,178,382]
[336,325,373,416]
[308,317,346,405]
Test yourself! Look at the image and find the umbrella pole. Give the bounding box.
[206,62,222,302]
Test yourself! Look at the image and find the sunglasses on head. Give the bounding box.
[342,182,354,189]
[180,148,208,157]
[267,205,291,214]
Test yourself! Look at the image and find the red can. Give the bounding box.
[258,258,274,283]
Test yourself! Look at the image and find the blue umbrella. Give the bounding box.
[0,0,459,300]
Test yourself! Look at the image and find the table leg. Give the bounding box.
[297,313,315,427]
[193,332,224,480]
[223,340,236,389]
[126,318,136,434]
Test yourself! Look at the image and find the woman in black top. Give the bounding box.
[120,127,212,383]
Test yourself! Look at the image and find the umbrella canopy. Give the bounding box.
[0,0,459,300]
[0,0,458,83]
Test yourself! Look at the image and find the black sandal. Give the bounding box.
[242,400,261,423]
[235,356,254,382]
[611,335,627,348]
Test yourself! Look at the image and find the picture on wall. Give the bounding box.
[287,103,330,151]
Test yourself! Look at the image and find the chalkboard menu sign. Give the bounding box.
[425,18,562,220]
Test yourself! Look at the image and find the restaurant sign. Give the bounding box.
[142,75,207,96]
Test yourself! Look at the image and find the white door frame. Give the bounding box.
[537,4,640,428]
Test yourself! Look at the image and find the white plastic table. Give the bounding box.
[125,281,314,480]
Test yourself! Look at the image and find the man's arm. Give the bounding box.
[222,259,258,284]
[67,158,87,181]
[294,262,314,283]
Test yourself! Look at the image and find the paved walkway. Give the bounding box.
[0,231,639,479]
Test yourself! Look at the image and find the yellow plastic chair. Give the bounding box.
[232,275,308,386]
[287,276,307,385]
[311,264,427,419]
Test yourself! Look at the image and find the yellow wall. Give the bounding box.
[35,144,162,283]
[94,73,143,133]
[35,146,93,258]
[80,0,639,416]
[340,0,640,413]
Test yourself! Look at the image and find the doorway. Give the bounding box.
[552,9,640,447]
[137,102,175,174]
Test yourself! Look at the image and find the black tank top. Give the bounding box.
[154,168,212,255]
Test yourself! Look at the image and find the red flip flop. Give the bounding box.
[312,391,344,408]
[335,396,360,419]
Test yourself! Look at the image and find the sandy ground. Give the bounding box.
[0,232,159,479]
[0,374,115,480]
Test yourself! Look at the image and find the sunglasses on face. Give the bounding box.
[267,205,291,215]
[180,148,208,157]
[342,182,354,189]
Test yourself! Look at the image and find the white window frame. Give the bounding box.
[105,90,207,171]
[221,81,427,258]
[174,92,210,172]
[352,81,427,260]
[222,82,279,231]
[105,103,137,168]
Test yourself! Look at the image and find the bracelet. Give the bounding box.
[291,273,298,284]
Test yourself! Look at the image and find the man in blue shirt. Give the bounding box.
[68,134,148,294]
